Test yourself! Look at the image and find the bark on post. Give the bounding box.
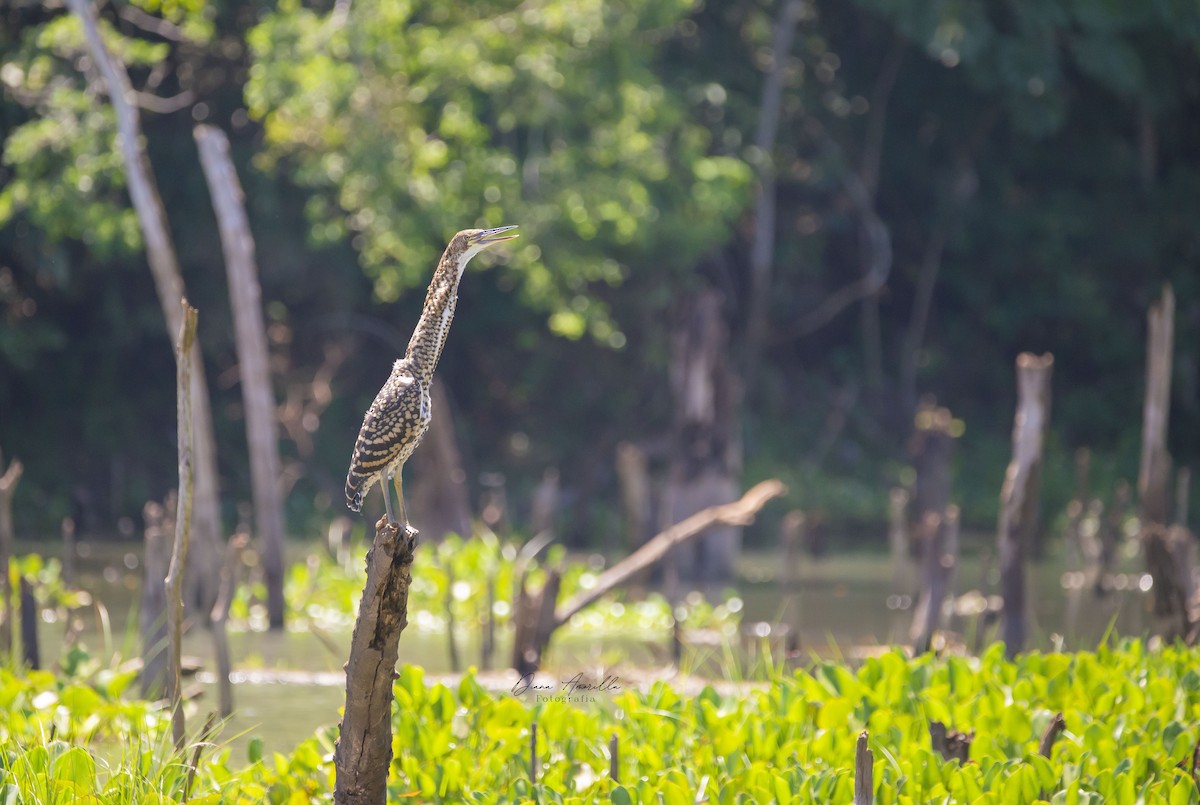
[997,353,1053,658]
[165,300,198,750]
[854,730,874,805]
[194,125,287,630]
[0,448,22,657]
[334,519,418,805]
[66,0,223,615]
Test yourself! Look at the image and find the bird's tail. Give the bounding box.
[345,471,366,513]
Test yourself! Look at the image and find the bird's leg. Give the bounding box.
[381,471,398,526]
[392,465,415,537]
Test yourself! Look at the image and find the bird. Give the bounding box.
[345,225,519,532]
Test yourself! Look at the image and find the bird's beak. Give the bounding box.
[472,225,520,247]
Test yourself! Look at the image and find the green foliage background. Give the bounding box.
[1,0,1199,542]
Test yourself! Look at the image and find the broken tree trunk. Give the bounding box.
[1137,285,1197,637]
[1139,285,1175,527]
[67,0,223,616]
[165,300,198,750]
[512,481,785,674]
[910,505,960,654]
[0,448,22,657]
[908,400,959,650]
[333,518,418,805]
[997,353,1053,657]
[194,125,287,631]
[664,290,743,596]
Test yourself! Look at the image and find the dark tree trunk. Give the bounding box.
[997,353,1053,657]
[1137,286,1198,637]
[409,384,473,541]
[616,442,651,551]
[663,290,742,597]
[907,399,959,650]
[910,505,960,654]
[0,449,21,658]
[1139,285,1174,526]
[19,577,38,669]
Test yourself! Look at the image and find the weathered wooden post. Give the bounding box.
[333,520,418,804]
[1137,285,1197,637]
[1140,286,1174,526]
[854,730,873,805]
[908,401,960,652]
[997,352,1053,657]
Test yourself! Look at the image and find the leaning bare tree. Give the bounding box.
[997,353,1053,657]
[194,124,287,630]
[66,0,223,612]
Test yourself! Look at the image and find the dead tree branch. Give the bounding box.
[557,480,786,626]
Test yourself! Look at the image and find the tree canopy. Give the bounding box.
[2,0,1199,540]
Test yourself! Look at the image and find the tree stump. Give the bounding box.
[997,353,1053,657]
[334,519,418,805]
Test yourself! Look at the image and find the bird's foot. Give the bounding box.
[398,524,420,561]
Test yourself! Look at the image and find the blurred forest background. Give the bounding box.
[2,0,1200,551]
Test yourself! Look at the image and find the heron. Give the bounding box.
[344,225,519,532]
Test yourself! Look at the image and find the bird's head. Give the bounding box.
[449,225,520,269]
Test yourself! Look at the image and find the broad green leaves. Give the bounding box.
[1,642,1198,801]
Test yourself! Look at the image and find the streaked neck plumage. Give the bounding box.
[403,246,473,387]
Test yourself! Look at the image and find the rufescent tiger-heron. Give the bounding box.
[344,225,519,532]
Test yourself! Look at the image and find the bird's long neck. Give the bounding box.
[404,249,467,387]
